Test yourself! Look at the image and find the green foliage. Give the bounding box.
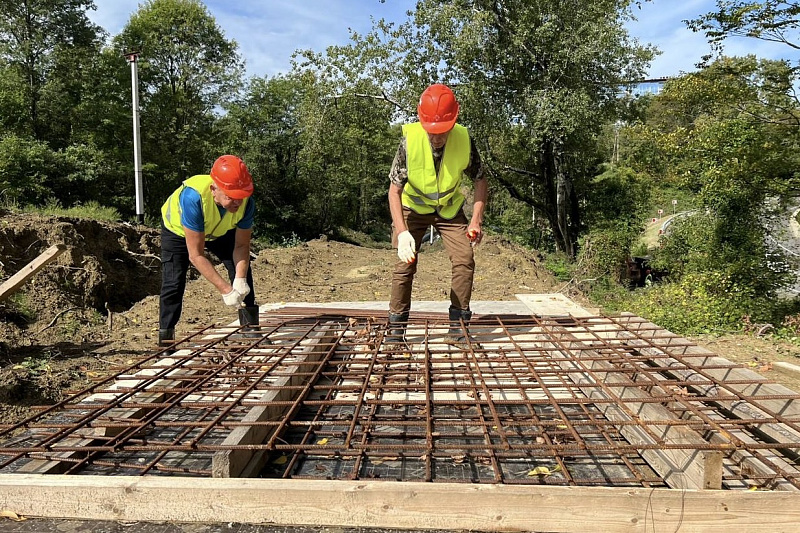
[21,200,120,221]
[577,165,650,280]
[687,1,800,55]
[577,226,634,282]
[0,134,59,204]
[627,57,800,305]
[625,272,765,334]
[8,293,35,322]
[18,352,53,376]
[0,0,104,143]
[113,0,245,215]
[543,253,573,282]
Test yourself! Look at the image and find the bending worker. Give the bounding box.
[159,155,258,346]
[386,83,488,346]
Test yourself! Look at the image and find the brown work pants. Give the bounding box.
[390,208,475,315]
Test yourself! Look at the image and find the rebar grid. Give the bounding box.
[0,309,798,489]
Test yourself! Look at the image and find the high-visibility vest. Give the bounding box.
[401,122,470,219]
[161,174,248,240]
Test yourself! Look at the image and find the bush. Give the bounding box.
[623,272,762,335]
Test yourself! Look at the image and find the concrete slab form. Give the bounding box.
[0,296,799,531]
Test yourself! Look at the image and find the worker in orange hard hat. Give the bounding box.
[158,155,259,348]
[386,83,488,348]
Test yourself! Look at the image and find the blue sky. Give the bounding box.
[90,0,800,79]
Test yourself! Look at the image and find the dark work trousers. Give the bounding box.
[159,222,256,330]
[390,208,474,315]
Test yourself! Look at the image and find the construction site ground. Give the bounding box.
[2,213,800,429]
[2,214,800,532]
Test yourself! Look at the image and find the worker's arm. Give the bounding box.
[467,177,488,244]
[184,228,234,295]
[388,182,416,263]
[388,183,407,236]
[232,227,252,279]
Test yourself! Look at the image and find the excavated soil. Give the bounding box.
[1,213,799,425]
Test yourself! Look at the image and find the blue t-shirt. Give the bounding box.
[179,187,255,233]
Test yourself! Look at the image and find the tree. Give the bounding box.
[624,57,800,302]
[687,1,800,54]
[0,0,104,142]
[301,0,654,255]
[113,0,244,213]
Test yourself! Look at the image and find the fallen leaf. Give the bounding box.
[0,510,26,522]
[272,455,288,465]
[527,464,562,477]
[317,438,329,445]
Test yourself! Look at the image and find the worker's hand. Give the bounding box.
[467,226,483,246]
[232,277,250,298]
[222,288,244,307]
[397,230,416,263]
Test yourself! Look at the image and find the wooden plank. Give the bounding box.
[0,244,66,301]
[550,341,722,490]
[515,293,596,317]
[16,438,95,475]
[17,355,199,474]
[1,474,799,532]
[615,317,800,448]
[212,324,339,478]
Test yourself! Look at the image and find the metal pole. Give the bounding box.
[125,52,144,224]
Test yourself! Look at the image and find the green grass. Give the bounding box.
[20,200,121,221]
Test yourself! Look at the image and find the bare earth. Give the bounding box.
[1,213,799,425]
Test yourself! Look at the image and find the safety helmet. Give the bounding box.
[210,155,253,199]
[417,84,459,134]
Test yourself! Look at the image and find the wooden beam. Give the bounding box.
[615,318,800,446]
[1,474,799,532]
[212,324,339,478]
[0,244,66,301]
[548,338,722,490]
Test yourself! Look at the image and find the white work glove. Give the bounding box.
[397,230,416,263]
[232,277,250,298]
[222,288,244,307]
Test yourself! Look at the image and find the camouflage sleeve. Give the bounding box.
[388,138,408,188]
[464,135,486,182]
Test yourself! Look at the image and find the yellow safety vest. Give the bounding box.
[161,174,248,240]
[401,122,470,219]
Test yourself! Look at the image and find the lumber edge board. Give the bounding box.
[0,475,799,532]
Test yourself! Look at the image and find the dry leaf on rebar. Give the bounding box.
[272,455,288,465]
[0,511,26,522]
[535,436,546,444]
[317,438,329,445]
[527,464,562,477]
[348,318,359,327]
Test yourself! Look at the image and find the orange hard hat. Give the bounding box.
[210,155,253,199]
[417,84,459,134]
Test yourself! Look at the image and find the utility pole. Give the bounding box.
[124,51,144,224]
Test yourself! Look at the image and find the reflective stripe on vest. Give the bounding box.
[161,174,247,240]
[401,122,470,219]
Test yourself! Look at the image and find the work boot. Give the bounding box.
[238,305,268,342]
[444,307,475,348]
[384,312,410,351]
[158,328,175,354]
